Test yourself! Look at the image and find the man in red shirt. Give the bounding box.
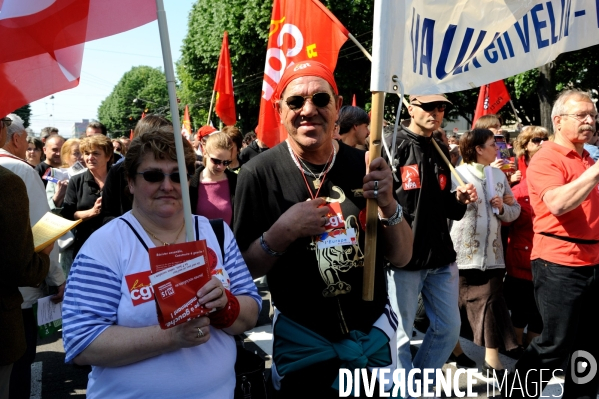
[507,90,599,398]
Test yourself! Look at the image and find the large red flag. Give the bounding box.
[213,31,237,126]
[472,80,511,128]
[256,0,349,148]
[0,0,157,117]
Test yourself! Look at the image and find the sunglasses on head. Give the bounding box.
[137,170,189,184]
[416,102,447,112]
[285,92,331,110]
[1,117,12,128]
[209,157,232,166]
[530,137,548,144]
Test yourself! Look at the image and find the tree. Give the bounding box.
[13,104,31,128]
[98,66,170,136]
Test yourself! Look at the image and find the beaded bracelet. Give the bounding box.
[209,290,240,329]
[260,233,286,257]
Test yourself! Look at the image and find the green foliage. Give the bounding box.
[13,104,31,128]
[98,66,170,136]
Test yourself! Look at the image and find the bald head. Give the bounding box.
[44,135,66,167]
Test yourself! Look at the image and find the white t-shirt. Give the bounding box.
[62,212,261,399]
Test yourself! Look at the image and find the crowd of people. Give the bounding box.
[2,62,599,399]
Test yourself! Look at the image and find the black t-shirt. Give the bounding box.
[234,141,387,342]
[35,162,52,187]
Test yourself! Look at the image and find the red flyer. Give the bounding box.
[148,240,211,329]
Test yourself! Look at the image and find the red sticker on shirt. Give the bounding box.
[323,202,345,231]
[439,174,447,190]
[125,271,154,306]
[206,247,218,272]
[400,164,421,190]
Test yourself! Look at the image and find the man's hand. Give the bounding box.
[51,282,66,304]
[52,180,68,207]
[363,154,395,215]
[456,183,477,204]
[503,194,515,206]
[271,198,330,244]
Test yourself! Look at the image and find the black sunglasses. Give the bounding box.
[208,157,232,166]
[417,102,447,112]
[1,117,12,127]
[285,92,331,110]
[530,137,548,144]
[137,170,189,184]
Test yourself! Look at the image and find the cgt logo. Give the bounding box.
[125,271,155,306]
[571,350,597,385]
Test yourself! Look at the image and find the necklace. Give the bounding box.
[142,223,185,246]
[286,141,337,190]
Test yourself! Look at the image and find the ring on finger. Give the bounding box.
[196,327,204,338]
[374,180,379,190]
[373,189,378,199]
[322,216,328,226]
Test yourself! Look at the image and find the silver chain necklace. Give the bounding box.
[286,140,337,189]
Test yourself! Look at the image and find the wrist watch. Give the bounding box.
[379,202,403,226]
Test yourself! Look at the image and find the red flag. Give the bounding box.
[0,0,157,117]
[130,129,134,140]
[352,94,357,106]
[213,31,236,126]
[141,111,146,119]
[182,105,191,133]
[255,0,349,148]
[472,80,511,128]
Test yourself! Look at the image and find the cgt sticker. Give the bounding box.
[439,174,447,190]
[125,271,154,306]
[400,164,421,190]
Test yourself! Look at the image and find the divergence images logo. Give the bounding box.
[571,350,597,385]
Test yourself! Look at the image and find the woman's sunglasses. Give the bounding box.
[416,102,447,112]
[285,92,331,111]
[530,137,548,144]
[137,170,189,184]
[209,157,232,166]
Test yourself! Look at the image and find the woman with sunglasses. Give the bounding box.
[189,132,237,226]
[510,126,549,186]
[61,135,112,257]
[450,129,521,377]
[62,129,260,399]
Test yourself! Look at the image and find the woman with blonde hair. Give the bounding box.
[62,135,113,256]
[189,132,237,226]
[512,126,549,179]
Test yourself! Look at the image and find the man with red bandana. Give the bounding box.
[234,61,412,396]
[384,94,478,395]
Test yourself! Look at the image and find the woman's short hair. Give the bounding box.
[133,115,172,138]
[221,126,243,150]
[26,136,43,151]
[459,128,494,164]
[124,129,196,180]
[513,126,549,158]
[474,114,501,130]
[80,134,114,162]
[60,138,80,167]
[243,132,256,146]
[203,132,233,155]
[338,106,370,134]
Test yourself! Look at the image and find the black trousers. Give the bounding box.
[505,259,599,399]
[9,309,37,399]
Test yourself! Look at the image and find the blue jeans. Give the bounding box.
[386,263,460,389]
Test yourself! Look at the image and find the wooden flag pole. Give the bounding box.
[363,91,385,301]
[206,89,216,126]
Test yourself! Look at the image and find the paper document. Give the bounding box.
[32,212,82,252]
[36,296,62,326]
[484,166,499,215]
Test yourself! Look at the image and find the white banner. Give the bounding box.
[371,0,599,94]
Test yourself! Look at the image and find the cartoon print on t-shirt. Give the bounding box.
[312,186,364,298]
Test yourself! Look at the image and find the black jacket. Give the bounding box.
[386,125,466,271]
[189,165,237,223]
[239,140,268,163]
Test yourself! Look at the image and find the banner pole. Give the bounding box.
[348,33,372,61]
[509,99,521,123]
[207,90,216,126]
[363,91,385,301]
[155,0,194,242]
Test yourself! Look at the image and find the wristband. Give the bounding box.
[260,233,286,256]
[209,290,240,329]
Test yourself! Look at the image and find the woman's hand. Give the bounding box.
[510,170,522,184]
[490,159,505,169]
[168,316,211,349]
[490,194,504,214]
[197,276,227,311]
[52,180,68,207]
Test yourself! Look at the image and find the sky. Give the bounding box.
[28,0,197,137]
